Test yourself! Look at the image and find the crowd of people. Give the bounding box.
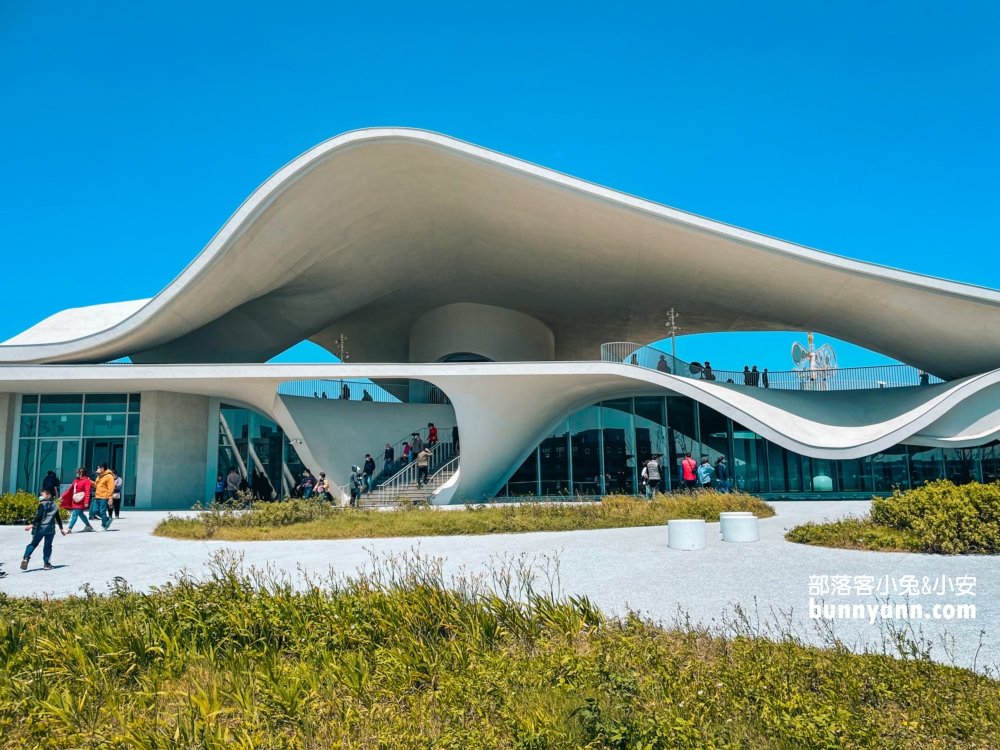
[638,452,731,496]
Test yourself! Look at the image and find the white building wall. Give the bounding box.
[135,391,210,509]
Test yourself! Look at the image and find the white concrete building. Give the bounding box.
[2,129,999,507]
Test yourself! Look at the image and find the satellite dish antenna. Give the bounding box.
[689,362,703,375]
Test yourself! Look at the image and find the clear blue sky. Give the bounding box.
[1,1,996,371]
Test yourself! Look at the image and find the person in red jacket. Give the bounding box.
[61,467,95,532]
[427,422,438,447]
[681,452,698,490]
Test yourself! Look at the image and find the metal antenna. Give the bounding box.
[665,308,680,361]
[336,334,349,362]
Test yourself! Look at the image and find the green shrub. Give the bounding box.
[787,481,1000,554]
[0,490,68,525]
[0,553,997,748]
[872,480,1000,554]
[785,516,917,551]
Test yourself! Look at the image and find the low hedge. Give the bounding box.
[787,480,1000,554]
[0,491,68,525]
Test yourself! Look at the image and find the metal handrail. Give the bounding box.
[372,441,455,502]
[600,342,945,391]
[371,426,457,485]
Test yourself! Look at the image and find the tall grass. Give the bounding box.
[154,492,776,541]
[0,552,996,748]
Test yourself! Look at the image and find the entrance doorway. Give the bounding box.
[85,438,125,477]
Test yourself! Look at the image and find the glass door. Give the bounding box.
[37,439,80,491]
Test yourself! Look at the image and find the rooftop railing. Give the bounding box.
[277,378,451,404]
[600,342,945,391]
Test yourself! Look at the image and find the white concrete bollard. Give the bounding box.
[718,511,754,535]
[720,515,759,543]
[668,519,706,550]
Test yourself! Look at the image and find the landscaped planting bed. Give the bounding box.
[154,492,775,541]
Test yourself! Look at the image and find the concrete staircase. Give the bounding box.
[364,453,460,507]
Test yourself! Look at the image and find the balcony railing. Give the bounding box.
[277,378,451,404]
[600,342,945,391]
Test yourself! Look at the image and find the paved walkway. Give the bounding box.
[1,501,997,670]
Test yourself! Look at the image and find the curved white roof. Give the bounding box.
[3,128,999,379]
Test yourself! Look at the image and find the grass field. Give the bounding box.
[153,492,775,542]
[1,552,996,749]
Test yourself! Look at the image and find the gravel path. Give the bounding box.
[2,501,997,670]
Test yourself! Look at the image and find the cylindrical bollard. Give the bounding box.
[718,512,753,533]
[668,519,706,550]
[721,515,759,543]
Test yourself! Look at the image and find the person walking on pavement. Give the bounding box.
[681,452,698,490]
[21,487,66,571]
[697,457,715,489]
[109,468,123,518]
[93,463,114,530]
[715,456,730,492]
[361,454,376,493]
[226,467,241,500]
[643,459,661,498]
[41,470,60,497]
[61,468,94,533]
[415,446,432,488]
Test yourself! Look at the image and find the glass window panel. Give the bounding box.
[128,393,141,412]
[667,396,696,441]
[83,413,127,436]
[39,394,82,413]
[37,414,82,438]
[124,437,138,506]
[602,399,635,494]
[219,406,251,482]
[248,411,281,500]
[785,448,804,493]
[127,413,140,436]
[871,446,909,492]
[21,395,38,413]
[837,458,873,492]
[570,405,602,496]
[805,458,835,492]
[19,415,36,437]
[698,404,729,462]
[766,441,787,493]
[731,422,766,493]
[942,448,981,485]
[507,448,538,497]
[60,441,80,485]
[982,442,999,484]
[84,393,128,412]
[907,446,943,487]
[634,397,667,486]
[539,420,570,496]
[37,441,58,490]
[17,439,36,493]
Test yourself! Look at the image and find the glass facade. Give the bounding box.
[216,403,304,499]
[14,393,140,505]
[497,393,1000,498]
